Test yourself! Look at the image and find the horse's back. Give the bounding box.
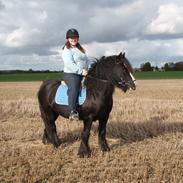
[39,80,60,91]
[38,80,61,104]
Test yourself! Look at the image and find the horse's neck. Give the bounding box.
[91,65,106,80]
[86,60,115,96]
[87,64,109,85]
[102,83,115,98]
[85,75,115,98]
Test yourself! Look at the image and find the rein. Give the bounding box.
[86,75,126,88]
[86,75,111,84]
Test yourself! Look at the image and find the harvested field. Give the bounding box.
[0,80,183,183]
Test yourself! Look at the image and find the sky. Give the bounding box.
[0,0,183,70]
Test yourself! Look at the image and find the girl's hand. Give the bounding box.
[82,69,88,76]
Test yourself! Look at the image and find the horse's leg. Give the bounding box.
[40,107,60,148]
[98,114,110,152]
[78,118,93,158]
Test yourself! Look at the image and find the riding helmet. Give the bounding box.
[66,28,79,39]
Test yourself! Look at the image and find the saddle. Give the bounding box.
[55,81,86,105]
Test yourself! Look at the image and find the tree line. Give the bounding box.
[0,69,62,74]
[140,61,183,71]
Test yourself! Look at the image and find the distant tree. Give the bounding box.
[164,63,169,71]
[174,62,183,71]
[28,69,33,73]
[153,66,159,72]
[164,62,175,71]
[155,66,159,71]
[140,62,153,71]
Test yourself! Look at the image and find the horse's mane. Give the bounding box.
[88,55,116,77]
[84,55,117,89]
[88,53,134,76]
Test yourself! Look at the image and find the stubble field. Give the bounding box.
[0,80,183,183]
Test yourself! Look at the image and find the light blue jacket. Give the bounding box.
[62,46,90,75]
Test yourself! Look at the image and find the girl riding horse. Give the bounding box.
[38,48,136,158]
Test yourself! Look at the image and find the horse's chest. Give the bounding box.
[95,96,113,114]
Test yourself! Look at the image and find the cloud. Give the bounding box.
[84,38,183,68]
[0,0,183,70]
[4,27,41,47]
[86,1,144,42]
[145,3,183,37]
[2,38,183,70]
[0,0,5,10]
[0,54,63,70]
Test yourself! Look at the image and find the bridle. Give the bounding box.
[85,57,136,88]
[86,71,136,88]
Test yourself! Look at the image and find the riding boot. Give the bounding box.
[69,110,79,121]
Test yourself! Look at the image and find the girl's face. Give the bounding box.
[68,37,79,46]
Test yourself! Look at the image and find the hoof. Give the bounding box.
[42,136,51,145]
[42,136,61,148]
[53,139,61,148]
[101,145,110,152]
[77,152,91,158]
[77,149,91,158]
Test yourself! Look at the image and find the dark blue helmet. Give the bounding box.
[66,28,79,39]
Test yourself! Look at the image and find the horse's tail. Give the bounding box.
[37,80,61,147]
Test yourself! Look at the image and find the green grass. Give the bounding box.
[0,72,63,82]
[134,71,183,80]
[0,71,183,81]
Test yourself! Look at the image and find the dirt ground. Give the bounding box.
[0,80,183,183]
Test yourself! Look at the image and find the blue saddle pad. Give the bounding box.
[55,84,86,105]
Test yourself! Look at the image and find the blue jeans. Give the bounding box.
[64,73,82,112]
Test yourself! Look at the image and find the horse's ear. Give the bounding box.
[123,52,125,58]
[116,52,122,59]
[118,52,123,58]
[116,52,124,64]
[117,52,125,58]
[116,52,124,63]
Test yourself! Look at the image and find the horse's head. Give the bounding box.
[112,52,136,92]
[87,52,136,92]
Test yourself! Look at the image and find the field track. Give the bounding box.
[0,80,183,182]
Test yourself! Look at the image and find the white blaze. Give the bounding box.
[129,72,136,82]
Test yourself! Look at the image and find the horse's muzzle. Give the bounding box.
[130,82,136,90]
[118,78,136,91]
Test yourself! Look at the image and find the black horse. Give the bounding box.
[37,52,136,157]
